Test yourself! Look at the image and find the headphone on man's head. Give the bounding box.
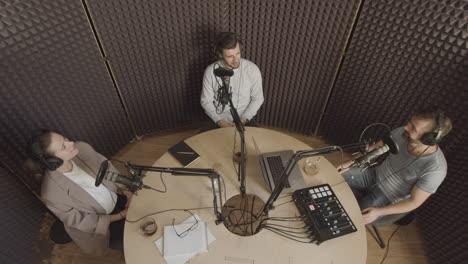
[420,112,445,146]
[214,32,244,61]
[29,129,63,171]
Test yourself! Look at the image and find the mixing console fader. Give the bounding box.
[292,184,357,244]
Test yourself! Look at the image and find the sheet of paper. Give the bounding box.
[154,214,216,264]
[163,221,208,257]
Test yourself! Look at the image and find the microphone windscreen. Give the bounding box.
[382,135,399,154]
[95,160,108,187]
[214,67,234,78]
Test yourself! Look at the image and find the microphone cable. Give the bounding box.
[262,225,317,244]
[212,63,231,114]
[124,207,215,223]
[112,158,168,193]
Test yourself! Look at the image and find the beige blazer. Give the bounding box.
[41,142,122,256]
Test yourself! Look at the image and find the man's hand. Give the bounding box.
[217,120,234,128]
[362,207,382,224]
[336,160,354,173]
[240,118,249,124]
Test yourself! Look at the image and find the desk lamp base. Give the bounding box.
[221,194,268,236]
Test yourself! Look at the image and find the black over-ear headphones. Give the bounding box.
[29,129,64,171]
[214,32,244,60]
[420,112,445,146]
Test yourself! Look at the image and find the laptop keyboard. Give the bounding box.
[267,156,291,188]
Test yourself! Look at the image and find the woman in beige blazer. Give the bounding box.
[28,129,133,256]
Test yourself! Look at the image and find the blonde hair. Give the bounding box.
[413,109,452,137]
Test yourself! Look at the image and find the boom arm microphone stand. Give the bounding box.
[228,94,247,196]
[214,67,262,236]
[256,141,373,234]
[125,162,225,224]
[214,67,247,196]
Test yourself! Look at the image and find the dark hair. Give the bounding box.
[27,129,64,171]
[215,32,243,56]
[24,129,54,185]
[27,129,53,161]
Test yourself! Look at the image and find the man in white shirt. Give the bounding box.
[200,32,264,130]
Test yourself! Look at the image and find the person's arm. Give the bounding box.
[121,189,133,208]
[240,65,264,121]
[47,202,113,235]
[110,208,128,222]
[361,186,431,224]
[200,66,228,124]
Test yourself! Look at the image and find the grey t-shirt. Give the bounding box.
[376,127,447,203]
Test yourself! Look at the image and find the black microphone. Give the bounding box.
[351,135,399,168]
[213,67,234,78]
[95,160,149,191]
[213,67,234,109]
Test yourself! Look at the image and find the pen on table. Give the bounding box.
[178,152,194,154]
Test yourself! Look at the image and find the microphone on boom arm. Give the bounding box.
[213,66,234,109]
[350,134,399,169]
[95,160,151,192]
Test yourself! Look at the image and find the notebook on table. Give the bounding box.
[252,137,305,193]
[168,141,200,167]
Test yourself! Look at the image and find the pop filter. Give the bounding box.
[214,67,234,78]
[95,160,109,187]
[382,134,399,154]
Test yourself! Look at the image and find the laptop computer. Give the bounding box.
[253,137,305,193]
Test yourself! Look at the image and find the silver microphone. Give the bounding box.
[351,135,399,168]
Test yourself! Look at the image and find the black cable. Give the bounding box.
[263,225,312,238]
[125,207,214,223]
[263,226,316,244]
[273,199,293,208]
[262,225,312,238]
[380,226,401,264]
[263,223,308,230]
[263,223,310,232]
[143,171,167,193]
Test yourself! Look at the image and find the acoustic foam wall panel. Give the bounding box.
[0,168,45,264]
[228,0,361,133]
[318,0,468,263]
[87,0,228,135]
[87,0,361,135]
[319,0,467,147]
[418,138,468,263]
[0,0,134,191]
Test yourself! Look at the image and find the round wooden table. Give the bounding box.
[124,127,367,264]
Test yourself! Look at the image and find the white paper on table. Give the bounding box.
[154,214,216,264]
[163,221,208,257]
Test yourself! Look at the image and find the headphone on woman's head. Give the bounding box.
[420,112,445,146]
[29,129,63,171]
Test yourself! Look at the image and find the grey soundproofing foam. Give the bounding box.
[86,0,361,134]
[87,0,228,135]
[0,0,134,191]
[0,168,45,264]
[318,0,468,262]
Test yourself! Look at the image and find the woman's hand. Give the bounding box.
[122,190,133,208]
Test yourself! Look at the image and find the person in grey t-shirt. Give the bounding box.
[200,32,264,131]
[337,109,452,224]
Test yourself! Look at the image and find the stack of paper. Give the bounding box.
[155,214,216,264]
